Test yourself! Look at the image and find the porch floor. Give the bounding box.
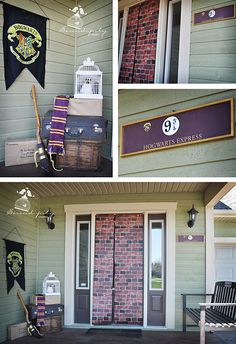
[0,158,112,177]
[2,329,236,344]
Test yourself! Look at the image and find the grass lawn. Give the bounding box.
[152,277,162,289]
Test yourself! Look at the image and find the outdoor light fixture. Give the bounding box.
[45,209,55,230]
[187,204,199,228]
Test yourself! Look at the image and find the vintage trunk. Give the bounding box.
[27,304,64,319]
[39,316,62,334]
[42,111,107,142]
[56,140,101,170]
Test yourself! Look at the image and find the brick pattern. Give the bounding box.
[114,214,144,325]
[119,0,159,84]
[92,214,144,325]
[92,214,114,325]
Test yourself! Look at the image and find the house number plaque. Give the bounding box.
[120,98,234,157]
[194,4,235,25]
[177,235,205,243]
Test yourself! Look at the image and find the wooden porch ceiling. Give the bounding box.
[24,182,211,198]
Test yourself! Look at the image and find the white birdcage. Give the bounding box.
[74,57,103,99]
[42,272,60,295]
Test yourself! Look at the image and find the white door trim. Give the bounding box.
[178,0,191,83]
[164,0,179,83]
[118,7,128,74]
[64,202,177,329]
[155,0,168,83]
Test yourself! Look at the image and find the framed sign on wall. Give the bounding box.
[120,98,235,157]
[193,4,235,25]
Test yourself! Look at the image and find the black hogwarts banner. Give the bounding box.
[2,3,47,89]
[4,239,25,293]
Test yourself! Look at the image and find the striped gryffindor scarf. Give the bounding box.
[47,96,69,155]
[36,295,45,327]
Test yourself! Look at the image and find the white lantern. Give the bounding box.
[42,272,60,295]
[74,57,103,99]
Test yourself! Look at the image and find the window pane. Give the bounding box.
[151,223,162,289]
[169,1,181,83]
[78,223,89,287]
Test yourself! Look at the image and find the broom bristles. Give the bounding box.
[36,143,51,173]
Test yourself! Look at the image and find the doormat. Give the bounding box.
[86,329,142,337]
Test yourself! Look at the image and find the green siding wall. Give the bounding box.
[0,0,75,162]
[215,221,236,237]
[76,0,112,159]
[190,0,236,83]
[118,89,236,177]
[37,192,205,331]
[0,184,39,343]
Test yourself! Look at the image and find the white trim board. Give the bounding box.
[214,238,236,244]
[64,202,177,329]
[214,210,236,218]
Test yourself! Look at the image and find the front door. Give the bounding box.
[74,213,167,326]
[119,0,160,83]
[93,214,144,325]
[147,214,166,325]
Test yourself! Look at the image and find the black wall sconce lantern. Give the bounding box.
[45,209,55,230]
[187,204,199,228]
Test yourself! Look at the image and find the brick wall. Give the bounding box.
[114,214,144,324]
[119,0,159,84]
[92,214,144,325]
[92,214,114,325]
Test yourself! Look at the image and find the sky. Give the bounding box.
[221,186,236,210]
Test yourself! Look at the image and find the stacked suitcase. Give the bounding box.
[42,58,107,171]
[28,294,64,334]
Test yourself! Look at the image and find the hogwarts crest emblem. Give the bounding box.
[7,23,42,64]
[7,251,23,277]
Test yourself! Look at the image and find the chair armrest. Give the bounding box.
[199,302,236,308]
[182,294,213,308]
[182,294,213,296]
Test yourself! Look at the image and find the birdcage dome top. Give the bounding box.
[77,57,100,72]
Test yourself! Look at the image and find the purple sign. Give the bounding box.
[177,235,205,243]
[194,5,235,25]
[120,98,234,157]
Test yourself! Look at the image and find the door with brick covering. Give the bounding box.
[119,0,159,84]
[92,214,144,325]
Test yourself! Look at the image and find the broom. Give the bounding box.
[17,290,44,338]
[31,85,51,174]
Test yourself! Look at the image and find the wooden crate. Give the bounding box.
[56,140,101,170]
[39,316,62,334]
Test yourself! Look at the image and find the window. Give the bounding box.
[76,222,90,289]
[149,221,164,290]
[169,1,181,83]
